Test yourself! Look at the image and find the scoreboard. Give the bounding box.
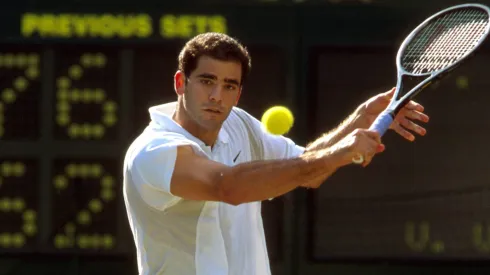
[0,46,130,253]
[3,1,490,272]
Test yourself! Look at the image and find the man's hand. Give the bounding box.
[356,87,430,141]
[332,128,385,167]
[300,128,384,188]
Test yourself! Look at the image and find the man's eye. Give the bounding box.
[225,85,237,91]
[200,79,213,85]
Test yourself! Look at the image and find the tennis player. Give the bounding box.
[123,32,429,275]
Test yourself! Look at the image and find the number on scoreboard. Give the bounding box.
[50,158,120,251]
[0,47,41,140]
[0,159,38,251]
[53,47,120,141]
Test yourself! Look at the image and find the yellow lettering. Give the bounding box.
[117,15,132,38]
[40,15,57,37]
[20,13,232,39]
[179,15,193,38]
[160,14,228,39]
[21,14,38,37]
[405,221,430,252]
[194,16,208,34]
[474,223,490,252]
[86,15,100,38]
[57,14,71,37]
[209,16,227,34]
[136,14,152,38]
[100,14,115,38]
[72,15,89,37]
[161,15,177,38]
[405,221,445,254]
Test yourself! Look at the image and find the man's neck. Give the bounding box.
[173,103,220,147]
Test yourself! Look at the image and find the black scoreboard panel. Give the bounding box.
[309,46,490,260]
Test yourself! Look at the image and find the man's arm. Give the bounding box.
[170,145,339,205]
[169,128,381,205]
[296,132,352,189]
[308,88,429,151]
[306,108,362,151]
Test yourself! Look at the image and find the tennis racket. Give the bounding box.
[353,3,490,164]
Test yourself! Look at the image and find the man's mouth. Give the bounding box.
[203,108,222,114]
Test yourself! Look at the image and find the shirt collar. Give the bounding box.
[148,101,230,146]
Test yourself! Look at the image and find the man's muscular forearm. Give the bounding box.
[299,107,367,188]
[306,108,362,150]
[218,147,342,205]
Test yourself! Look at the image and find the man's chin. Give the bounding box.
[199,119,224,130]
[199,110,231,129]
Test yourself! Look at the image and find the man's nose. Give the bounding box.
[209,86,223,102]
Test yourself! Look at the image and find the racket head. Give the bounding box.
[396,3,490,77]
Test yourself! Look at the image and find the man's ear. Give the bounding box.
[174,71,186,96]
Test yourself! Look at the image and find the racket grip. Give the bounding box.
[351,111,393,165]
[369,111,394,137]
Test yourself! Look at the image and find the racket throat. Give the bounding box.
[393,74,429,113]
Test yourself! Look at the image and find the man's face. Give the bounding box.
[182,56,242,130]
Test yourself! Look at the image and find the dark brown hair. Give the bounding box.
[178,32,251,85]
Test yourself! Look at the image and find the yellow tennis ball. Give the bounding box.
[261,106,294,135]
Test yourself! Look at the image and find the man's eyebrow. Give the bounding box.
[224,78,240,86]
[196,73,217,80]
[196,73,241,86]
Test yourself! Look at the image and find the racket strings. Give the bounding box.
[406,9,482,70]
[405,9,487,73]
[402,8,489,74]
[407,10,485,72]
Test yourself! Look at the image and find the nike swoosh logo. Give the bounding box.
[233,151,241,163]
